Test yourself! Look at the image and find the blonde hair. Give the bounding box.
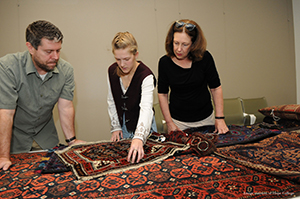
[111,32,138,77]
[112,32,138,55]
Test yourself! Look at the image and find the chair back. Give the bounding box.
[153,103,167,133]
[241,97,268,124]
[223,97,245,125]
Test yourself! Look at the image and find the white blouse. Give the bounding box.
[107,74,155,143]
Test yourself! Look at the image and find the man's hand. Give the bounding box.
[0,157,12,171]
[68,139,86,146]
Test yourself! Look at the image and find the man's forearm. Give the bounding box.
[57,98,76,141]
[0,109,15,159]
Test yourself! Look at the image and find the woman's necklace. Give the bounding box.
[122,75,132,90]
[121,62,139,90]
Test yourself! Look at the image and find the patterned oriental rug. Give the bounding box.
[55,132,218,181]
[39,125,279,178]
[184,124,282,147]
[55,139,190,181]
[1,152,300,198]
[216,131,300,183]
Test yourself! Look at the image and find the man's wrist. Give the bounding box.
[65,136,76,143]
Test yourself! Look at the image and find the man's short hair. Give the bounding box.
[26,20,63,49]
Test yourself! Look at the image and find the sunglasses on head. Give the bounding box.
[175,21,196,31]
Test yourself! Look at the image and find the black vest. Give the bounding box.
[108,61,156,132]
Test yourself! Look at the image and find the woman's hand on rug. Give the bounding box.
[128,139,144,163]
[0,157,12,171]
[167,122,180,134]
[111,130,123,142]
[214,119,229,134]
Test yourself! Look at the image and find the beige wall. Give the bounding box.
[0,0,296,143]
[293,0,300,103]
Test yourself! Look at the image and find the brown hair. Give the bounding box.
[165,19,207,62]
[26,20,63,50]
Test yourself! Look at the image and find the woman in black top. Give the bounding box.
[158,19,228,134]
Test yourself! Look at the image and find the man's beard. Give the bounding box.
[33,57,57,72]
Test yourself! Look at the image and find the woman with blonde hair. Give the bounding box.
[107,32,157,163]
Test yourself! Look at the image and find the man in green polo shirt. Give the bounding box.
[0,20,84,170]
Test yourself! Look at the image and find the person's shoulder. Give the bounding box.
[159,55,172,66]
[196,50,214,64]
[0,51,28,70]
[138,61,153,72]
[55,58,74,77]
[0,51,27,62]
[203,50,213,59]
[57,58,73,68]
[159,55,170,62]
[2,51,27,57]
[108,62,118,72]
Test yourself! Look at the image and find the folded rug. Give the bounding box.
[216,131,300,183]
[161,130,218,156]
[35,144,69,174]
[261,117,300,131]
[183,124,281,147]
[41,150,70,174]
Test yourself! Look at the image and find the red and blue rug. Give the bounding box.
[1,151,300,198]
[216,131,300,183]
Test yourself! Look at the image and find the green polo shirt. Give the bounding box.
[0,51,75,153]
